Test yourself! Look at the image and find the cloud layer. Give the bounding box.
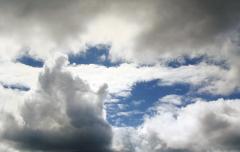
[1,0,239,62]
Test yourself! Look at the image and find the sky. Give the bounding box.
[0,0,240,152]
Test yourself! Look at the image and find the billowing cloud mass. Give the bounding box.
[0,55,112,152]
[113,99,240,152]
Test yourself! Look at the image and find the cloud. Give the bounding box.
[0,0,109,60]
[0,85,26,118]
[0,0,140,61]
[105,0,240,63]
[0,61,40,90]
[0,54,113,152]
[0,59,237,100]
[1,0,239,61]
[113,98,240,152]
[0,0,239,94]
[69,62,239,96]
[0,0,239,92]
[0,1,240,151]
[158,95,183,106]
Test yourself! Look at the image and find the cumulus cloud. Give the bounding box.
[0,54,113,152]
[113,99,240,152]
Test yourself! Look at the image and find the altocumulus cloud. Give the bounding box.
[0,54,113,152]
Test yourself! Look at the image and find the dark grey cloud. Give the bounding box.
[0,55,113,152]
[116,0,240,61]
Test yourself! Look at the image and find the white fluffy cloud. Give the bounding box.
[0,54,113,152]
[113,98,240,152]
[0,61,40,89]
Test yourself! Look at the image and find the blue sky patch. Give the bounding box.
[167,55,229,69]
[194,90,240,101]
[68,45,120,67]
[107,78,240,127]
[1,82,30,91]
[167,55,206,68]
[16,55,44,67]
[107,79,191,126]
